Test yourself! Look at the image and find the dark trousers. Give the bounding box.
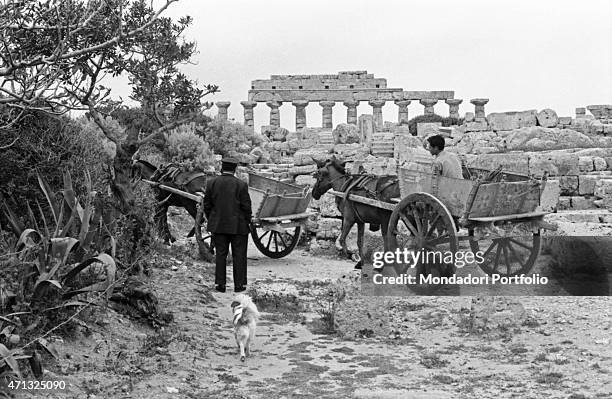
[213,233,248,288]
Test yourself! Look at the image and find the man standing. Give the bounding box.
[425,135,463,179]
[203,157,252,293]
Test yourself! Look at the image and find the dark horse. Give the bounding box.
[312,157,400,269]
[131,159,212,243]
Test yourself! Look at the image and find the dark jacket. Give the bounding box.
[203,173,252,235]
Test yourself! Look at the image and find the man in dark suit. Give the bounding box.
[203,157,252,293]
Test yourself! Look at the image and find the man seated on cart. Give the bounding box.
[425,135,463,179]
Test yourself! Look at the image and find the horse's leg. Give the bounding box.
[339,205,355,260]
[355,222,365,269]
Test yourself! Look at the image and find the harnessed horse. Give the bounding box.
[131,159,212,243]
[312,157,400,269]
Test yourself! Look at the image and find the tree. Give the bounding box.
[1,0,218,221]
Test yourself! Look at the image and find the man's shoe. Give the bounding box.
[234,286,246,293]
[215,285,226,293]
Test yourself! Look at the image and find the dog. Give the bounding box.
[230,294,259,362]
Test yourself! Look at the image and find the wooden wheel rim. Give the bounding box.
[387,193,458,286]
[468,230,541,277]
[250,225,301,259]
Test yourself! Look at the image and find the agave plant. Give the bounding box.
[1,169,117,302]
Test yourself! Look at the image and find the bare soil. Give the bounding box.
[14,210,612,399]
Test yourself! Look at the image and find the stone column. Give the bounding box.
[319,101,335,129]
[470,98,489,119]
[394,100,411,124]
[240,101,257,130]
[445,99,462,119]
[266,101,282,127]
[575,107,586,118]
[215,101,230,121]
[368,100,385,132]
[343,100,359,125]
[419,99,438,116]
[292,100,309,130]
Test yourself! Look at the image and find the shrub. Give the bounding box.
[407,114,464,136]
[202,119,262,156]
[163,124,215,172]
[0,110,113,222]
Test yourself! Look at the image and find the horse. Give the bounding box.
[311,157,400,269]
[131,159,212,243]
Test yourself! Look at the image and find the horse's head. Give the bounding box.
[131,159,157,182]
[311,156,347,200]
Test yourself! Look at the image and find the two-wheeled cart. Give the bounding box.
[331,165,558,278]
[145,172,312,259]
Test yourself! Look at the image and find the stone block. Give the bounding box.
[536,109,559,128]
[464,112,475,122]
[593,157,607,171]
[416,122,442,137]
[557,196,571,210]
[536,179,560,212]
[486,110,537,131]
[465,120,489,132]
[465,153,529,175]
[293,147,331,166]
[332,143,370,161]
[594,179,612,198]
[558,175,579,195]
[558,116,572,126]
[312,193,340,217]
[395,146,432,167]
[570,196,597,210]
[554,210,604,223]
[503,127,593,152]
[289,164,317,176]
[315,217,342,239]
[578,175,601,195]
[578,156,594,173]
[604,124,612,135]
[332,123,360,144]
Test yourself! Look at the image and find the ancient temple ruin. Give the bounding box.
[216,71,466,132]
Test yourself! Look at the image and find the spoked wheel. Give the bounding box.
[468,229,541,277]
[250,225,301,259]
[387,193,458,293]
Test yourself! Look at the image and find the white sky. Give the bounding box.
[111,0,612,132]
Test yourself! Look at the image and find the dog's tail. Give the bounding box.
[231,294,259,325]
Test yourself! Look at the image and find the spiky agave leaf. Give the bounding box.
[0,343,21,378]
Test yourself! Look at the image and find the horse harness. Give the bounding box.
[339,174,398,224]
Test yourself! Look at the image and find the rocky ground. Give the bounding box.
[8,210,612,399]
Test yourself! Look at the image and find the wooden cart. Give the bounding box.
[247,173,312,258]
[145,173,312,259]
[331,165,558,278]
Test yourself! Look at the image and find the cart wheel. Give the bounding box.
[387,193,458,292]
[250,225,301,259]
[468,230,541,277]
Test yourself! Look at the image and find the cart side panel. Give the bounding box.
[255,190,312,219]
[435,176,476,217]
[469,182,541,218]
[249,188,266,218]
[248,173,304,195]
[399,167,475,217]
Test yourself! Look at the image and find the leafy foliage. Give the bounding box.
[0,110,109,219]
[203,119,262,157]
[406,114,464,136]
[163,124,215,172]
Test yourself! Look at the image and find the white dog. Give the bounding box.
[230,294,259,362]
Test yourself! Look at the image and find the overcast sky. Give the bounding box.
[112,0,612,132]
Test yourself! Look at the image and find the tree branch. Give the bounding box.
[0,137,18,150]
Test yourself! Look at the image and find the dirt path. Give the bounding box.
[30,219,612,399]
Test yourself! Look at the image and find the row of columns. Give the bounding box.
[216,98,490,131]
